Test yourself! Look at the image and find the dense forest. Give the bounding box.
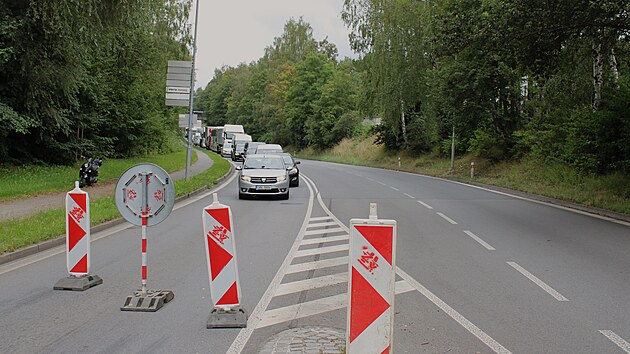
[1,1,628,176]
[0,0,192,164]
[197,1,629,175]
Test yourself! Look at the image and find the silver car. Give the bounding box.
[237,154,290,200]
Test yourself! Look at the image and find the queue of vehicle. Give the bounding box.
[190,123,300,200]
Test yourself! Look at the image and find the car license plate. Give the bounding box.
[256,185,271,190]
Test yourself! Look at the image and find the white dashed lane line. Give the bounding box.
[403,193,415,199]
[463,230,496,251]
[600,330,630,353]
[417,200,434,209]
[436,212,458,225]
[389,186,400,191]
[507,262,569,301]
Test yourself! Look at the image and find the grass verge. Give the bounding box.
[298,136,630,215]
[0,148,230,255]
[0,145,198,201]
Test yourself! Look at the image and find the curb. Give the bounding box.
[0,165,235,267]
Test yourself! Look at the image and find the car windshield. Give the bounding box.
[224,142,232,148]
[281,155,293,164]
[243,157,285,170]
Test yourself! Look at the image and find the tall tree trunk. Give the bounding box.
[609,48,620,89]
[593,42,604,110]
[400,100,407,143]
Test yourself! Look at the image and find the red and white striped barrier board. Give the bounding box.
[203,194,242,309]
[66,182,90,275]
[347,203,397,354]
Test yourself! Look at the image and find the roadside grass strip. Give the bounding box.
[0,143,197,202]
[0,148,229,254]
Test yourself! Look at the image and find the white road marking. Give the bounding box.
[276,273,348,296]
[376,181,387,186]
[403,193,415,199]
[306,221,339,229]
[437,212,458,225]
[227,174,316,354]
[417,200,434,209]
[300,234,349,246]
[303,227,346,236]
[600,330,630,353]
[396,267,513,354]
[393,169,630,227]
[294,244,349,258]
[310,216,333,222]
[257,280,415,329]
[286,257,348,274]
[389,186,400,191]
[507,262,569,301]
[463,230,496,251]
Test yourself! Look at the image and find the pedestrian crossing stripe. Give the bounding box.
[256,215,413,329]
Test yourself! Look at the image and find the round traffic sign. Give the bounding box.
[114,163,176,227]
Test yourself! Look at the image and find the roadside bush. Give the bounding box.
[469,126,506,162]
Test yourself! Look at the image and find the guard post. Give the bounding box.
[115,163,176,312]
[347,203,397,353]
[203,193,247,328]
[54,182,103,291]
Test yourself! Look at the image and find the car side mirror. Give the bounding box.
[295,161,301,164]
[236,166,242,170]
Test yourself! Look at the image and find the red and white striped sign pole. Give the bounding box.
[116,164,175,311]
[54,181,102,291]
[347,203,397,353]
[203,193,247,328]
[141,211,148,294]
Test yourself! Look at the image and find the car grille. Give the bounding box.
[246,188,280,193]
[250,177,277,183]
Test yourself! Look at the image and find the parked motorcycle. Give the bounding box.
[79,157,103,188]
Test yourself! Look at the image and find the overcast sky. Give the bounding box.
[193,0,355,89]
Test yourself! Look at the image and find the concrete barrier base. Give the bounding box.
[207,307,247,328]
[120,289,174,312]
[54,274,103,291]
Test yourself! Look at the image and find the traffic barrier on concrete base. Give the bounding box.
[54,181,102,291]
[347,203,397,353]
[203,193,247,328]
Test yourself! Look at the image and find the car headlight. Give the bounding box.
[240,175,251,182]
[276,175,287,182]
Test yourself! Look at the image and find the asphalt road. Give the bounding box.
[1,158,629,353]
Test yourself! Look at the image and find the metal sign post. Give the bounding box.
[165,59,193,181]
[115,163,175,312]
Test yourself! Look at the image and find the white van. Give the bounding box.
[255,144,283,154]
[223,124,245,145]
